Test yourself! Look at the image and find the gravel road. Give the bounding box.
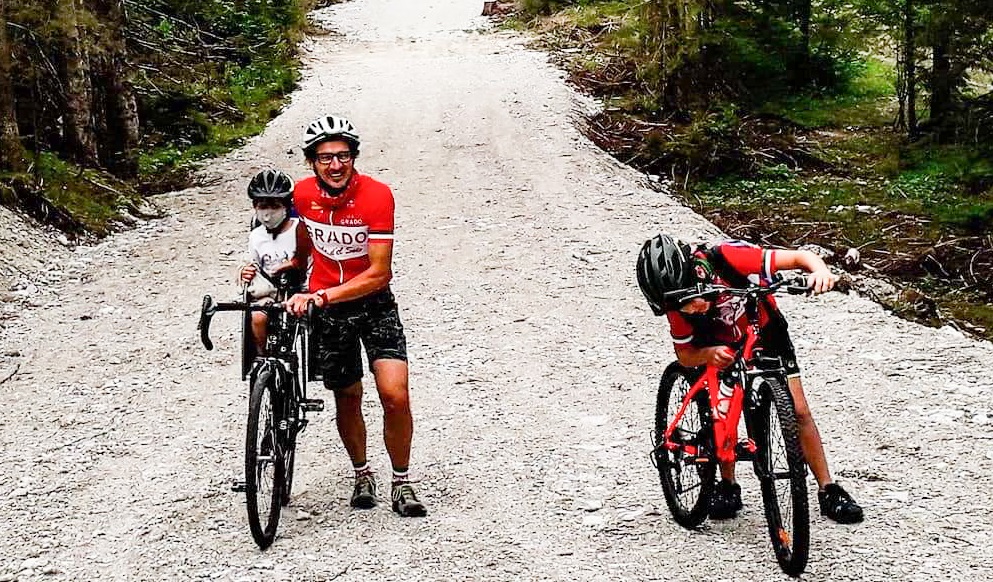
[2,1,993,580]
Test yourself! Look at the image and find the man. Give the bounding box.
[285,115,427,517]
[636,234,864,524]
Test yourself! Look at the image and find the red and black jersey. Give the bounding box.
[293,172,394,291]
[666,241,781,348]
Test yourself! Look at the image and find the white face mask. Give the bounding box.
[257,207,287,230]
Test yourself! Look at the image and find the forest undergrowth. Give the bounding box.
[509,0,993,341]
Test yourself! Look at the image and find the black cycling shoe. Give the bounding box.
[818,483,864,524]
[391,483,428,517]
[709,479,743,520]
[350,473,377,509]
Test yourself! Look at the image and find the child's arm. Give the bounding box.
[675,343,736,369]
[772,249,837,294]
[241,239,261,283]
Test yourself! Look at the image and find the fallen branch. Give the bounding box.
[46,427,114,453]
[0,363,20,385]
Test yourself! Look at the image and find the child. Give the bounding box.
[239,169,311,354]
[636,234,864,524]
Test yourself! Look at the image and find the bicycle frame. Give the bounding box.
[662,277,801,465]
[662,323,760,465]
[198,291,322,430]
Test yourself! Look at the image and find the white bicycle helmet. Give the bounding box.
[301,115,360,153]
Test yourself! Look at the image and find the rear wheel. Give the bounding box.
[654,362,716,529]
[246,368,283,549]
[749,375,809,577]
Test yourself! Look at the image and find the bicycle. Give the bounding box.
[651,274,821,577]
[198,272,325,549]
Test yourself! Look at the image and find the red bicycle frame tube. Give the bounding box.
[664,318,763,465]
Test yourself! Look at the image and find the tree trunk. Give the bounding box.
[92,0,139,177]
[929,26,953,134]
[59,0,100,167]
[904,0,918,138]
[796,0,811,85]
[0,0,26,171]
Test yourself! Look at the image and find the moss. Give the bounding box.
[0,153,156,239]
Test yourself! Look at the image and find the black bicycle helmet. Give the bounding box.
[247,169,294,203]
[301,115,361,156]
[636,233,694,315]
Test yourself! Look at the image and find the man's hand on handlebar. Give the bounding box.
[285,292,325,316]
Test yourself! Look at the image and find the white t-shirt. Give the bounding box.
[249,218,299,273]
[247,218,299,299]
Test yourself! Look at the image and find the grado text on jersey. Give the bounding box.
[302,217,369,261]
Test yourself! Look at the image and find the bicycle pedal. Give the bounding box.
[231,480,246,493]
[300,398,324,412]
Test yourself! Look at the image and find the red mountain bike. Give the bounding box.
[651,275,815,577]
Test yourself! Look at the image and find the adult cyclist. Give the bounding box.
[285,115,427,517]
[637,234,863,524]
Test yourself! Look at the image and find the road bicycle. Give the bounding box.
[651,274,818,577]
[198,272,324,549]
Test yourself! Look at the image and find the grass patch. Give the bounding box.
[137,56,299,193]
[765,58,897,128]
[1,153,154,239]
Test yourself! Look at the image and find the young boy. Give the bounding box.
[239,169,311,354]
[636,233,864,524]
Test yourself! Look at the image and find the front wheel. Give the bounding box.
[749,375,809,577]
[245,368,284,549]
[654,362,716,529]
[280,431,297,507]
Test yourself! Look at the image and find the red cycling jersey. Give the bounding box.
[666,241,781,348]
[293,172,395,291]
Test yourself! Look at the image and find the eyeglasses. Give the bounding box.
[314,151,354,165]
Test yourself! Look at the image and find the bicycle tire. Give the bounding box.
[654,362,716,529]
[280,426,296,507]
[750,375,809,577]
[245,368,284,549]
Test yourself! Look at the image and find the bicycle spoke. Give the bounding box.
[655,363,715,529]
[246,369,283,549]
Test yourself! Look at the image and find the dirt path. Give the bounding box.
[3,1,993,580]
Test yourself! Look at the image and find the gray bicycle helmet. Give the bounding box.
[301,115,360,154]
[636,234,694,315]
[247,169,294,203]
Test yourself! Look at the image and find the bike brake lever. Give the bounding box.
[785,275,810,295]
[199,295,217,351]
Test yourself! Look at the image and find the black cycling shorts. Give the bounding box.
[313,288,408,390]
[757,310,801,377]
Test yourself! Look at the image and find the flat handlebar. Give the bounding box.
[662,273,851,306]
